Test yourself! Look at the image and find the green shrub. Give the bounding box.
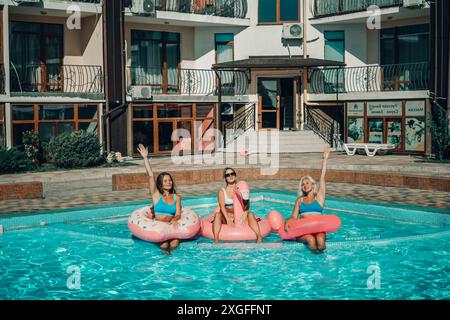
[0,147,34,174]
[428,103,449,160]
[46,130,105,168]
[22,130,42,165]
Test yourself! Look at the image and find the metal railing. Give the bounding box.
[127,66,249,96]
[308,62,429,93]
[52,0,101,3]
[224,103,255,145]
[312,0,403,18]
[305,107,340,148]
[126,0,247,19]
[10,63,103,94]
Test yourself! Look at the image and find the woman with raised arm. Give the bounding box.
[137,144,182,252]
[284,147,330,253]
[212,168,263,244]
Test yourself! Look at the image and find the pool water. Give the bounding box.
[0,190,449,300]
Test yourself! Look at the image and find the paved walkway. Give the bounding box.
[1,180,449,215]
[0,153,449,214]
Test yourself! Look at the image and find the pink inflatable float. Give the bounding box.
[268,210,341,240]
[200,181,272,241]
[128,206,200,243]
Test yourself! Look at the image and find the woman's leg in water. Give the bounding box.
[297,234,318,251]
[316,233,326,251]
[159,241,169,250]
[212,211,226,244]
[247,212,263,243]
[169,239,180,250]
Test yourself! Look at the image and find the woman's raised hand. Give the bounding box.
[323,145,331,160]
[137,144,149,158]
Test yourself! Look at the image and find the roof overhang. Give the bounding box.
[212,56,346,70]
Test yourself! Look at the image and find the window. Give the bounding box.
[324,31,345,92]
[325,31,345,62]
[11,104,99,146]
[258,0,300,24]
[132,104,216,154]
[9,21,63,93]
[131,30,180,94]
[215,34,234,64]
[380,24,429,91]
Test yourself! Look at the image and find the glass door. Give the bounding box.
[258,78,279,129]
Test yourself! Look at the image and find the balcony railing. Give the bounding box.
[312,0,403,18]
[127,66,249,96]
[127,0,248,19]
[52,0,101,3]
[10,63,104,96]
[308,62,429,94]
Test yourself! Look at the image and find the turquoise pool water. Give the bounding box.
[0,190,449,300]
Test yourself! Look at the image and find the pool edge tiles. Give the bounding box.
[1,190,449,232]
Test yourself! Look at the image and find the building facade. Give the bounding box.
[0,0,439,156]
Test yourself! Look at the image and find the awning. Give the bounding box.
[212,56,346,70]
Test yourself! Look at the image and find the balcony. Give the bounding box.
[156,0,247,18]
[127,66,249,98]
[312,0,403,18]
[10,63,104,99]
[308,62,429,94]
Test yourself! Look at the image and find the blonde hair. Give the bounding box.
[298,175,318,197]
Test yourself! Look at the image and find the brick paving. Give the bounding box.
[0,153,449,215]
[0,180,448,215]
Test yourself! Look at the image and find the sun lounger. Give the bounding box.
[343,143,396,156]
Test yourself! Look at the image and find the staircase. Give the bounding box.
[223,129,330,154]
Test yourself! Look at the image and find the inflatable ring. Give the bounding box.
[128,206,200,243]
[199,180,272,241]
[268,210,341,240]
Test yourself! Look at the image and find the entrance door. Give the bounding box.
[258,78,280,129]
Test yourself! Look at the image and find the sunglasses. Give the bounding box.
[224,172,236,178]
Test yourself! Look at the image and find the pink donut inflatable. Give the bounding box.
[268,210,341,240]
[199,181,272,241]
[128,206,200,243]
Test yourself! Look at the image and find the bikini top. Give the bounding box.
[154,193,177,215]
[299,197,324,216]
[222,188,234,207]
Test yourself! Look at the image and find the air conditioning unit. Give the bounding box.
[131,0,156,16]
[221,103,234,116]
[130,85,153,100]
[282,23,303,40]
[403,0,425,8]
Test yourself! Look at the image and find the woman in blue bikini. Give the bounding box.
[284,147,330,253]
[137,144,182,251]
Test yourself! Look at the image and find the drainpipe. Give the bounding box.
[214,69,223,147]
[102,0,128,154]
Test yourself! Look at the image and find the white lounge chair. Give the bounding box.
[343,143,396,157]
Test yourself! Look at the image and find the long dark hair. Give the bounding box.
[156,172,176,194]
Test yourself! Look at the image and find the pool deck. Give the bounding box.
[0,153,449,214]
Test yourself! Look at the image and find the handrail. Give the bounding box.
[305,107,341,147]
[309,62,429,93]
[127,66,249,96]
[155,0,247,19]
[224,103,256,145]
[9,63,103,94]
[313,0,403,18]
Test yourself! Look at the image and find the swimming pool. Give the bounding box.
[1,190,449,300]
